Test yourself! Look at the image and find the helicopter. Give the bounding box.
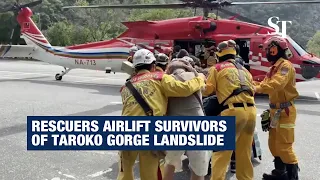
[1,0,320,82]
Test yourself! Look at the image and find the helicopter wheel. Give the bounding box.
[55,73,62,81]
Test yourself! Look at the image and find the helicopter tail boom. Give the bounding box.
[17,7,52,49]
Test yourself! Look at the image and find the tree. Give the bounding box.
[307,31,320,57]
[128,9,194,21]
[46,21,74,46]
[0,12,14,44]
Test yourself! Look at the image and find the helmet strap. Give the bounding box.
[218,54,236,62]
[266,44,284,62]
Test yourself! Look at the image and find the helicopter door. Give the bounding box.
[235,39,250,71]
[248,39,263,67]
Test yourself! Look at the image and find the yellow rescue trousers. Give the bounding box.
[269,105,298,164]
[117,151,163,180]
[211,104,256,180]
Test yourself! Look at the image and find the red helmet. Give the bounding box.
[263,36,288,51]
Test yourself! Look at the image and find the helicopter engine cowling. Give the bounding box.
[188,20,217,35]
[300,60,320,79]
[189,20,211,29]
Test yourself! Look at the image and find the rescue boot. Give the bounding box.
[230,151,236,173]
[262,157,288,180]
[286,164,299,180]
[230,161,236,173]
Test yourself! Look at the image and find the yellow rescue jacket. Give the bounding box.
[120,70,205,116]
[254,58,299,104]
[203,59,255,105]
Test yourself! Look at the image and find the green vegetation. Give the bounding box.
[307,31,320,56]
[0,0,320,52]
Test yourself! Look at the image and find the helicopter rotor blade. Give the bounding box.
[62,0,320,10]
[0,0,42,13]
[62,3,190,9]
[218,8,263,25]
[19,0,43,9]
[0,5,15,13]
[229,0,320,6]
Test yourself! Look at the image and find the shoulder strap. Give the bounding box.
[125,80,153,116]
[220,60,254,106]
[229,60,246,87]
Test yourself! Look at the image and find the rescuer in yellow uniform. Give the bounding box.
[151,52,169,180]
[203,40,256,180]
[254,36,300,180]
[155,53,169,72]
[118,49,206,180]
[154,52,170,179]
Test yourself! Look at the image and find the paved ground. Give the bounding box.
[0,59,320,180]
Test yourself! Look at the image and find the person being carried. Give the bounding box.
[176,49,190,58]
[163,57,210,180]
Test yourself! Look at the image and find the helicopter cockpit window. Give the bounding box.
[286,36,308,57]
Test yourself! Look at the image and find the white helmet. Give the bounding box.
[155,53,169,65]
[132,49,156,67]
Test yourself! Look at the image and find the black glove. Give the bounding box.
[260,109,271,132]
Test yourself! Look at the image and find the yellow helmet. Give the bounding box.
[215,40,237,57]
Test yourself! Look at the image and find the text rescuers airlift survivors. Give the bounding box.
[31,120,227,133]
[29,119,228,149]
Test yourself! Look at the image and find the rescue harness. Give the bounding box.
[220,60,254,111]
[125,79,154,116]
[203,60,254,116]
